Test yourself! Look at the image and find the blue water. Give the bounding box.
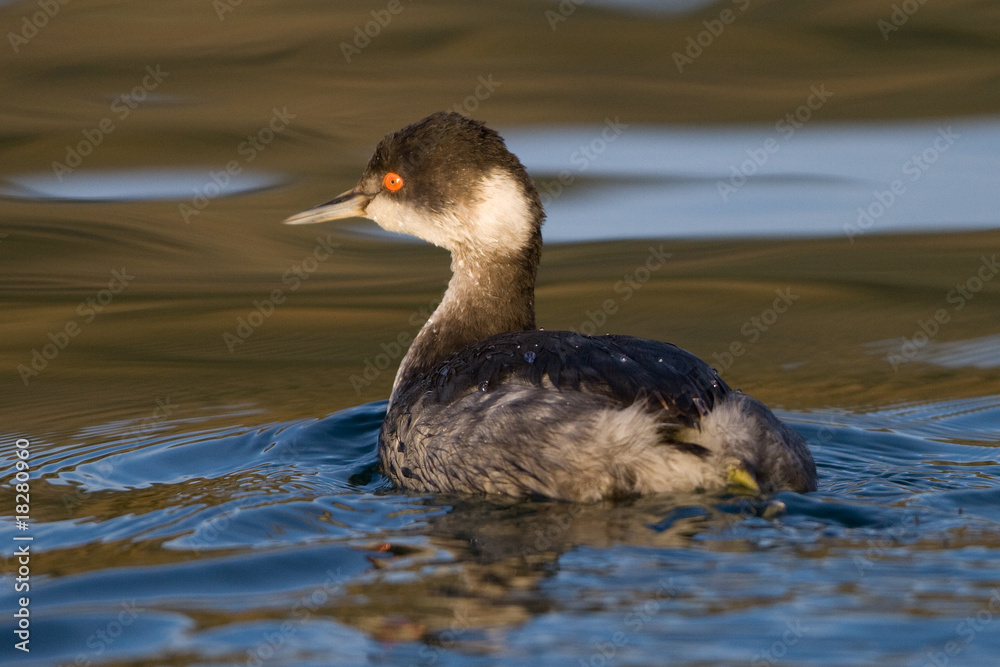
[3,396,1000,666]
[0,169,283,203]
[5,119,997,241]
[504,118,1000,241]
[3,1,1000,663]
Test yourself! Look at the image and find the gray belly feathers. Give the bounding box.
[379,331,817,501]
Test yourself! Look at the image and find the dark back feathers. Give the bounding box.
[400,330,731,429]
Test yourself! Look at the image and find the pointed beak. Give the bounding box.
[281,188,372,225]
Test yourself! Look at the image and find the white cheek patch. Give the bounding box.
[467,170,536,254]
[366,195,462,250]
[365,168,536,255]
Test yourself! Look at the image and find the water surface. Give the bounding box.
[2,1,1000,666]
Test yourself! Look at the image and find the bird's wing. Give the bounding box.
[409,330,730,428]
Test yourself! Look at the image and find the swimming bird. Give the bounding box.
[282,112,816,501]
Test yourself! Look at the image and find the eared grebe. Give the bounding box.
[282,112,817,501]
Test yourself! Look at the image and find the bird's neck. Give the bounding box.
[391,241,540,401]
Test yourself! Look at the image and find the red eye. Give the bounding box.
[383,172,404,192]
